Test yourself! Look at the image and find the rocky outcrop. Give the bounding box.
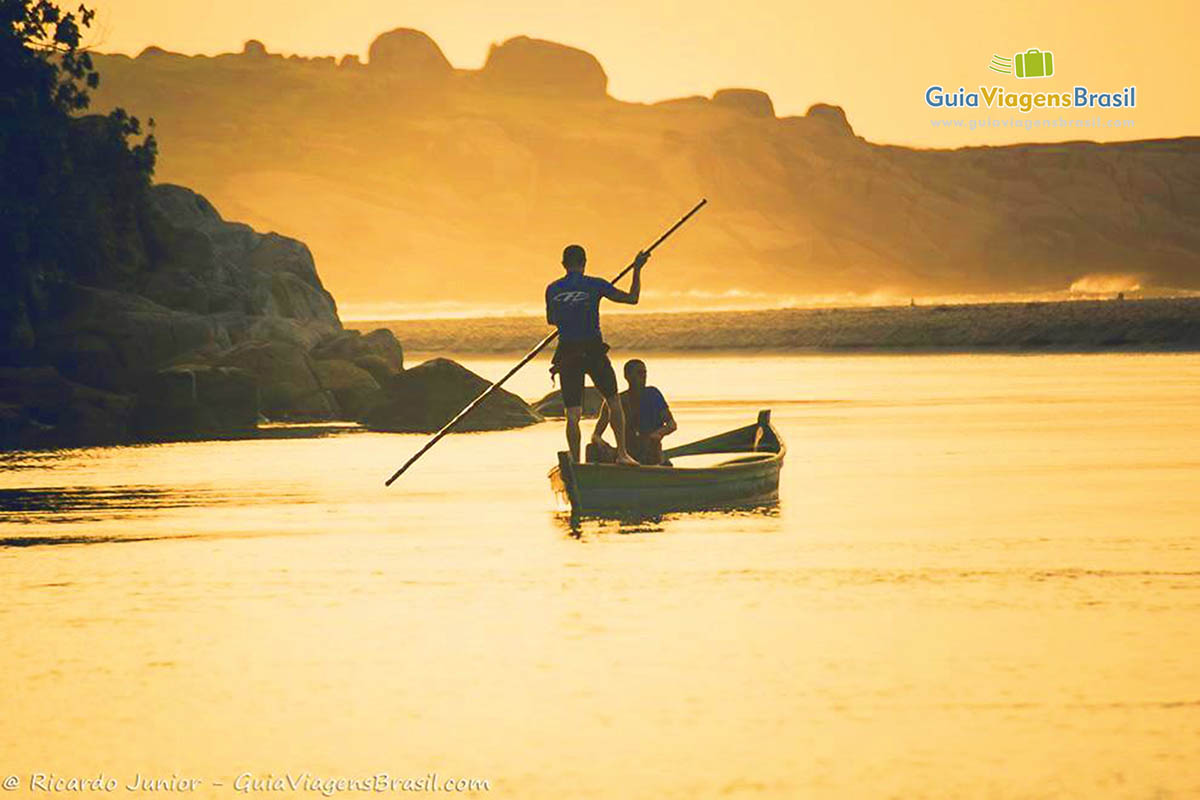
[805,103,854,136]
[312,359,381,419]
[532,387,605,418]
[146,185,340,321]
[368,28,453,77]
[216,340,338,420]
[479,36,607,98]
[37,283,226,392]
[363,358,542,433]
[131,365,258,440]
[713,88,775,118]
[0,175,547,449]
[306,328,405,417]
[1,182,411,447]
[136,45,180,60]
[362,329,405,371]
[310,328,404,370]
[24,183,349,419]
[0,367,133,449]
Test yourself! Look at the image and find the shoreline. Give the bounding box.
[351,296,1200,355]
[405,344,1200,359]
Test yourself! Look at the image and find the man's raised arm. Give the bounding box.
[604,251,650,305]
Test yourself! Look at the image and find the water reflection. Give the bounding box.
[0,533,171,548]
[0,485,310,530]
[556,500,781,538]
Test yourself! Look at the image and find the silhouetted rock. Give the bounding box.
[311,328,404,373]
[131,365,258,440]
[310,330,364,362]
[362,328,404,371]
[362,358,542,432]
[805,103,853,136]
[351,354,395,387]
[0,176,392,446]
[146,184,340,326]
[217,340,337,420]
[368,28,452,76]
[136,46,180,60]
[0,367,133,449]
[480,36,607,98]
[38,284,230,391]
[242,40,267,58]
[532,387,605,418]
[713,88,774,118]
[312,359,380,419]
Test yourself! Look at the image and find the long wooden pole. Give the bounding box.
[384,198,708,486]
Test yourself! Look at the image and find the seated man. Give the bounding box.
[589,359,677,465]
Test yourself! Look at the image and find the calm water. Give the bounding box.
[2,353,1199,799]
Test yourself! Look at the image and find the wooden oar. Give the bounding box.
[384,198,708,486]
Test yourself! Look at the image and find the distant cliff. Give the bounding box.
[85,30,1200,307]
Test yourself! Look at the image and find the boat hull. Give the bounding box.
[548,410,785,515]
[550,457,781,514]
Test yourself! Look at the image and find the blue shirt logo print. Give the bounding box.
[546,273,621,342]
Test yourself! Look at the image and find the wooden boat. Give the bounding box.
[549,410,784,515]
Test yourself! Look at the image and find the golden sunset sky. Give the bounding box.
[82,0,1195,146]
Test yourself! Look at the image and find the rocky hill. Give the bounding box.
[85,29,1200,308]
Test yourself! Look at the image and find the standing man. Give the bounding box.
[546,243,649,465]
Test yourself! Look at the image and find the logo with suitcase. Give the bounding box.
[989,49,1055,79]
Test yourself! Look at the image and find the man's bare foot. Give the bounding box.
[616,452,639,467]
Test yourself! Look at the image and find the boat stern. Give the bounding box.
[549,451,581,510]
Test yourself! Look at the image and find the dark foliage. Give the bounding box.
[1,0,156,359]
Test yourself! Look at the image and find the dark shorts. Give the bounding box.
[553,339,617,408]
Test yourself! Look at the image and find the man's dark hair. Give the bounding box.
[562,244,586,270]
